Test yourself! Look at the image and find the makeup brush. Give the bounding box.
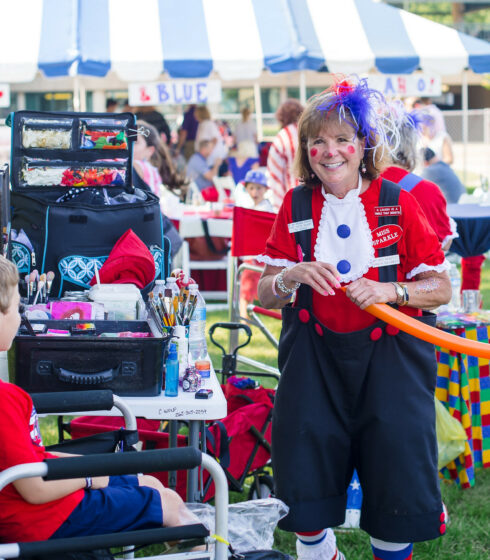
[158,292,171,327]
[25,274,30,301]
[46,271,55,303]
[32,273,46,306]
[29,270,38,305]
[93,261,101,286]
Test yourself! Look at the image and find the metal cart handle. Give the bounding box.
[208,322,252,357]
[56,366,117,385]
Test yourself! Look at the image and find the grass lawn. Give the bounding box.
[38,260,490,558]
[206,259,490,558]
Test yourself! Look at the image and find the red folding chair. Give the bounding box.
[228,206,281,376]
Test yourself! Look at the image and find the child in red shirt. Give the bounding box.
[0,256,199,543]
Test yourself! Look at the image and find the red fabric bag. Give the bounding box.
[69,416,188,499]
[89,229,155,289]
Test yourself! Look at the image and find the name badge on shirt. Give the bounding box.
[372,254,400,268]
[374,205,402,217]
[288,219,314,234]
[371,225,403,249]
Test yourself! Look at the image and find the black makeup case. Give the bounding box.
[8,111,169,296]
[9,320,171,397]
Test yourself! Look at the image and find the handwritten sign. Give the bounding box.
[367,73,441,98]
[129,80,222,106]
[0,85,10,108]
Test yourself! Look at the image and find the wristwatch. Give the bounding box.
[391,282,408,306]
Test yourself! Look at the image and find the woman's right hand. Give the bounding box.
[284,261,341,296]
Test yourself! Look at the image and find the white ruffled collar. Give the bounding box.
[314,175,375,283]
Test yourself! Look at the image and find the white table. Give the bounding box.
[61,367,227,502]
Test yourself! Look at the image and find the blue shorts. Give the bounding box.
[51,475,163,539]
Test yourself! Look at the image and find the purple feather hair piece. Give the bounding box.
[407,109,428,132]
[317,77,388,150]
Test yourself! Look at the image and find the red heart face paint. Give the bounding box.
[310,148,318,157]
[347,145,355,154]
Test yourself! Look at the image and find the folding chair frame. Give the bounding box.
[0,449,228,560]
[227,255,280,377]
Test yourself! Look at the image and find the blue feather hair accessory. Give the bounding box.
[316,75,399,157]
[390,100,430,134]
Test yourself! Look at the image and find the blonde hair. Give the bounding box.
[0,256,19,313]
[195,105,211,122]
[241,106,251,121]
[293,91,390,188]
[236,140,257,159]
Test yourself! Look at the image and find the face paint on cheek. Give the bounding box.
[310,148,318,157]
[347,145,355,154]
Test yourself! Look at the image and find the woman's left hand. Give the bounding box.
[345,277,395,310]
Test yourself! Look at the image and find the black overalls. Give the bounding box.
[272,181,445,543]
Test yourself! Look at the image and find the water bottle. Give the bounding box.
[164,341,179,397]
[448,263,461,312]
[165,277,179,298]
[154,279,166,296]
[188,284,207,360]
[173,324,188,377]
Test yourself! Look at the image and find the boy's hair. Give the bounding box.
[198,139,212,151]
[0,256,18,313]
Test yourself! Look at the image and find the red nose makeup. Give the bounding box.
[310,148,318,157]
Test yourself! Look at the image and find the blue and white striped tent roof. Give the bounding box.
[1,0,490,83]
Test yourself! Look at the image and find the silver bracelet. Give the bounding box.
[85,477,93,489]
[276,268,300,295]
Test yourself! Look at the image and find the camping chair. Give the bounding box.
[31,389,139,456]
[212,176,236,201]
[0,389,229,559]
[180,217,233,304]
[228,206,280,376]
[0,448,228,560]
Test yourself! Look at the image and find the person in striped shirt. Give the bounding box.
[267,99,304,210]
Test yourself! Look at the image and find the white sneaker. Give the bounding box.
[296,529,345,560]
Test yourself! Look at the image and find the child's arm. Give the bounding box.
[13,474,110,505]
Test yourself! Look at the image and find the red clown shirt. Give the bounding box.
[257,177,448,333]
[0,381,84,542]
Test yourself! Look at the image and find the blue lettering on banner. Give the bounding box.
[417,78,426,92]
[157,84,169,103]
[172,84,183,104]
[384,78,396,95]
[183,84,193,102]
[196,82,207,103]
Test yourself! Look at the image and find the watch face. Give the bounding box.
[394,283,403,300]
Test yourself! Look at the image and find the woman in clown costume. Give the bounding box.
[257,78,451,560]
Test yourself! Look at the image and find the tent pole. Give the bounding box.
[299,70,307,105]
[254,82,263,142]
[73,76,81,112]
[462,69,468,185]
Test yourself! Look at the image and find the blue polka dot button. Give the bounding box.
[337,260,351,274]
[337,224,351,238]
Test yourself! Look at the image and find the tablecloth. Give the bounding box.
[447,203,490,257]
[435,324,490,488]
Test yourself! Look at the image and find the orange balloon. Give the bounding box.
[365,301,490,359]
